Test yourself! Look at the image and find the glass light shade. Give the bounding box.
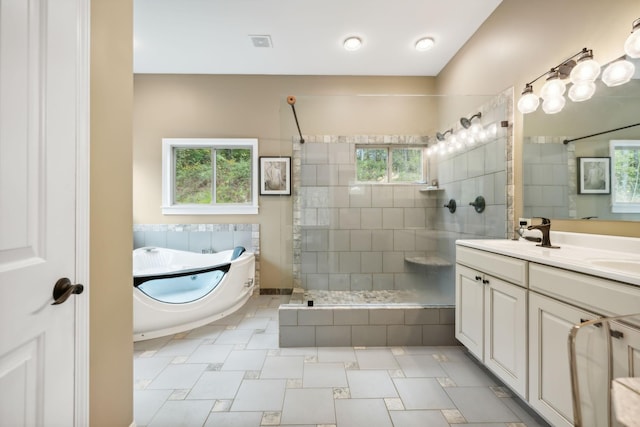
[415,37,435,52]
[517,92,540,114]
[343,36,362,51]
[542,95,566,114]
[568,81,596,102]
[602,59,636,86]
[540,78,566,99]
[624,28,640,58]
[570,58,601,84]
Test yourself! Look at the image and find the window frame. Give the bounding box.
[610,139,640,214]
[162,138,259,215]
[355,144,427,184]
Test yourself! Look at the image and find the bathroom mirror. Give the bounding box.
[523,58,640,221]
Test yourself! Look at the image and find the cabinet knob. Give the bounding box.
[475,275,482,281]
[610,330,624,339]
[482,279,489,284]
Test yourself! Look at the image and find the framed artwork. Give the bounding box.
[578,157,610,194]
[259,156,291,195]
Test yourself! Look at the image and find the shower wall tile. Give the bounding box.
[233,231,252,249]
[304,230,329,251]
[133,231,146,249]
[328,274,350,291]
[372,274,394,290]
[189,232,212,252]
[330,143,353,164]
[405,308,439,325]
[338,165,355,186]
[360,208,382,230]
[393,187,414,207]
[453,154,468,181]
[329,187,350,208]
[328,231,350,252]
[317,252,339,273]
[304,143,328,164]
[350,274,372,291]
[394,273,425,290]
[393,230,415,251]
[301,165,317,186]
[306,274,329,290]
[316,165,331,186]
[301,208,317,226]
[361,252,383,274]
[415,230,437,252]
[338,252,361,274]
[382,252,405,273]
[494,171,507,206]
[466,146,484,178]
[298,309,333,326]
[349,185,371,208]
[350,230,372,251]
[531,164,554,185]
[317,208,331,227]
[382,208,404,229]
[371,230,393,251]
[404,208,426,228]
[371,186,393,207]
[301,252,317,274]
[339,208,361,229]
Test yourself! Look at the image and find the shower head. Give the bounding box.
[436,129,453,141]
[460,112,482,129]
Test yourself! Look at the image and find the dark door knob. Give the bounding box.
[52,277,84,305]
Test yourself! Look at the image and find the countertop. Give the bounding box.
[456,231,640,287]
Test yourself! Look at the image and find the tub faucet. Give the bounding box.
[527,217,559,248]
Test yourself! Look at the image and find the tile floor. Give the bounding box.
[134,295,550,427]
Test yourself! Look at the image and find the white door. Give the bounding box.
[0,0,89,426]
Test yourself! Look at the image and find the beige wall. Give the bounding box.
[133,76,436,289]
[437,0,640,237]
[90,0,133,425]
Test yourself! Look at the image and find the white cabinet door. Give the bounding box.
[529,292,599,427]
[455,264,484,360]
[484,276,527,398]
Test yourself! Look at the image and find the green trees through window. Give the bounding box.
[175,148,251,204]
[356,146,424,183]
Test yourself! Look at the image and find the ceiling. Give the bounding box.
[133,0,502,76]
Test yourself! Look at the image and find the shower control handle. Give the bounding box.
[52,277,84,305]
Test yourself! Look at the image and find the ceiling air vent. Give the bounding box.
[250,35,272,48]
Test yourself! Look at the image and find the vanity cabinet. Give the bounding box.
[529,262,640,427]
[455,246,528,397]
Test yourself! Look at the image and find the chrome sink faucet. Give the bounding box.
[527,217,560,248]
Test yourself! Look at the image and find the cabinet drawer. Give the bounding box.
[529,263,640,317]
[456,246,528,287]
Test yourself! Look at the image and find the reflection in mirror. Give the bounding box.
[523,58,640,221]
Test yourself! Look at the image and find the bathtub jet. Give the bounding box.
[132,246,256,341]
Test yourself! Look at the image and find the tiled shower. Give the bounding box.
[279,92,513,346]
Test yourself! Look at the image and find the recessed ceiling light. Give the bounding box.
[415,37,435,52]
[343,36,362,51]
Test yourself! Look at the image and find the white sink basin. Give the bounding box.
[588,259,640,275]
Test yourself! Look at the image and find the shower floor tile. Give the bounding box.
[134,294,551,427]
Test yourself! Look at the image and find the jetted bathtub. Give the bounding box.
[133,246,255,341]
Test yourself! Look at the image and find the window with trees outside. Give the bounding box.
[356,146,425,183]
[610,140,640,213]
[162,138,259,215]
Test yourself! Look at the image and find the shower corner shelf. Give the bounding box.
[404,255,452,267]
[419,187,443,193]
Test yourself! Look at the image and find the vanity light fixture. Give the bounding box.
[518,18,640,115]
[569,49,601,84]
[602,57,636,87]
[343,36,363,51]
[415,37,435,52]
[624,18,640,58]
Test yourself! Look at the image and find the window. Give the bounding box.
[610,140,640,213]
[162,138,258,215]
[356,145,425,183]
